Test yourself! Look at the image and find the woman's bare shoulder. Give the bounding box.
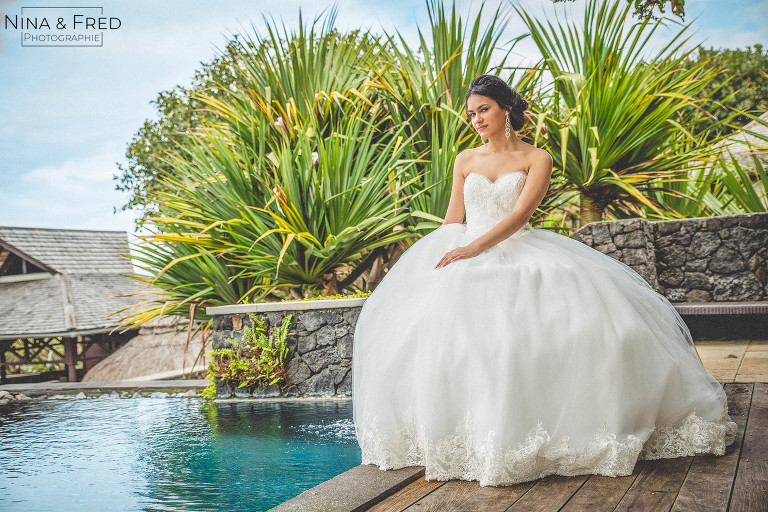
[521,145,552,165]
[526,147,553,176]
[456,146,481,161]
[454,147,479,171]
[533,147,553,165]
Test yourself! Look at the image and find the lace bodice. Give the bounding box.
[463,171,532,236]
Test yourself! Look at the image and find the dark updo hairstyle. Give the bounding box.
[465,74,528,131]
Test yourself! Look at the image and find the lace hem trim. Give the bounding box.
[355,407,737,486]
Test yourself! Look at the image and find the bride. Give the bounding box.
[352,74,737,486]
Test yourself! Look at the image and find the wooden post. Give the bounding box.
[0,344,6,385]
[63,337,77,382]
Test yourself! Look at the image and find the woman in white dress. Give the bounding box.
[352,74,737,486]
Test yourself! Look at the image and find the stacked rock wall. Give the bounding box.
[570,213,768,302]
[568,218,659,289]
[210,308,358,399]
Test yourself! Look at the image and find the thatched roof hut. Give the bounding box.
[0,226,147,339]
[82,315,207,382]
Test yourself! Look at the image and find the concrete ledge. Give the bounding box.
[268,464,425,512]
[0,379,210,394]
[122,368,206,382]
[206,297,367,315]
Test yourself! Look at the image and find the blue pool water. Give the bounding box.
[0,397,361,511]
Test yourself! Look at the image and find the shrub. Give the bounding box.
[199,313,293,399]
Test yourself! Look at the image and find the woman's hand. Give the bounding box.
[434,243,481,269]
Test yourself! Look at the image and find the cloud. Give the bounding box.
[0,139,138,231]
[1,0,764,241]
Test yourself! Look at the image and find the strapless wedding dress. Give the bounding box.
[352,170,737,486]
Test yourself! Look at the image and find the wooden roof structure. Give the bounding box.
[0,226,148,340]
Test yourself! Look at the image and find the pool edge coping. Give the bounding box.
[267,464,425,512]
[0,379,211,394]
[206,297,367,315]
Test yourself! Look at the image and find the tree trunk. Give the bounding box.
[579,193,603,227]
[321,271,339,296]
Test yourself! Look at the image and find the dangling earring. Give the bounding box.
[505,114,511,140]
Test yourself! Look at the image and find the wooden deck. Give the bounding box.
[363,383,767,512]
[270,382,767,512]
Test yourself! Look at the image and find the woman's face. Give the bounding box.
[466,94,507,139]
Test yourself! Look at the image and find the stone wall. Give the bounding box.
[570,212,768,302]
[210,308,359,399]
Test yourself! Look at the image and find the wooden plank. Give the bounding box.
[367,477,446,511]
[632,457,695,492]
[671,383,752,512]
[401,478,534,511]
[730,382,768,512]
[560,471,641,511]
[615,455,694,511]
[614,490,677,511]
[505,475,589,511]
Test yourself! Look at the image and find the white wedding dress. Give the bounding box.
[352,170,738,486]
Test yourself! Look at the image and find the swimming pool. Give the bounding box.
[0,396,361,511]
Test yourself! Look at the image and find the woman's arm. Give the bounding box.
[441,151,469,225]
[467,150,553,253]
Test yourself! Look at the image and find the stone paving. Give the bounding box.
[694,338,768,383]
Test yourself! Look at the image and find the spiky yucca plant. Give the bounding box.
[516,0,745,226]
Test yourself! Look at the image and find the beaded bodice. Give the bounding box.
[463,171,532,236]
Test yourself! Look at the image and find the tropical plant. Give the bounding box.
[714,151,768,213]
[515,0,743,226]
[647,109,768,218]
[222,12,387,149]
[219,111,425,296]
[114,9,390,222]
[117,108,423,328]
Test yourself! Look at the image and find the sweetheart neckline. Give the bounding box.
[465,171,527,185]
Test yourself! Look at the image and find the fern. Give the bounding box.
[199,313,294,400]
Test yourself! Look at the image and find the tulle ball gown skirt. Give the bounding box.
[352,222,737,486]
